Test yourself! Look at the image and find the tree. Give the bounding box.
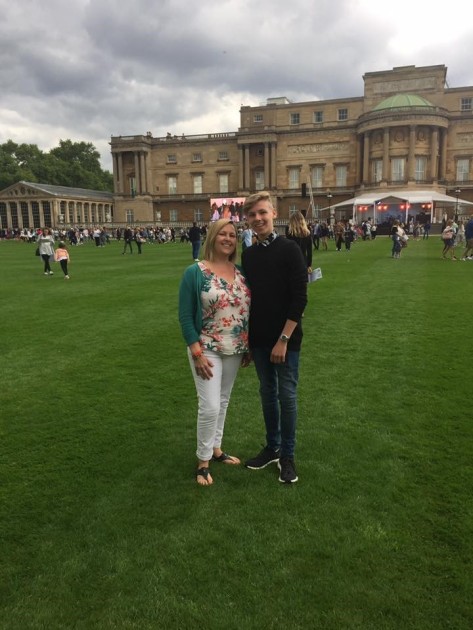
[0,140,113,191]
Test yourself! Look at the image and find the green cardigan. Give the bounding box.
[178,262,244,347]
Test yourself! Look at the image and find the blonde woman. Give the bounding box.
[179,219,251,486]
[285,211,312,272]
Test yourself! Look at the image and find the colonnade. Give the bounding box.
[113,151,149,195]
[238,141,277,190]
[0,199,113,229]
[359,125,448,185]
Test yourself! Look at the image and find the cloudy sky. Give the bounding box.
[1,0,472,172]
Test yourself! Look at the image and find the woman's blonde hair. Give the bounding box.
[202,219,237,262]
[287,211,310,237]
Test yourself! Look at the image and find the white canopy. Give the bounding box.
[330,189,473,209]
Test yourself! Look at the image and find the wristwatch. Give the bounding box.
[279,334,290,343]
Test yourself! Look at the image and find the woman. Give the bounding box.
[390,220,405,258]
[286,211,312,272]
[179,219,251,486]
[333,221,345,252]
[37,228,55,275]
[441,220,457,260]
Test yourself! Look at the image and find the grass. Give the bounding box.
[0,235,472,629]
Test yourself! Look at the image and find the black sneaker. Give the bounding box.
[245,446,280,469]
[278,457,298,483]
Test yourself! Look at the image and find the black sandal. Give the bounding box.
[212,452,239,463]
[196,467,211,481]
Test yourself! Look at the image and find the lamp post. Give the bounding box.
[327,192,333,225]
[454,187,461,222]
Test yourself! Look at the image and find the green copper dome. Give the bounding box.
[373,94,434,110]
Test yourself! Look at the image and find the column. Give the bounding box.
[244,145,250,191]
[134,152,140,194]
[118,154,124,194]
[408,125,416,180]
[439,128,448,181]
[140,152,147,193]
[383,128,390,181]
[430,127,439,181]
[238,145,244,190]
[28,201,33,228]
[363,132,370,184]
[264,142,270,189]
[270,142,277,189]
[113,154,119,192]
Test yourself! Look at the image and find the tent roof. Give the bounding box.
[330,190,473,209]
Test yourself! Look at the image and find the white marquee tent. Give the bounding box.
[316,190,473,224]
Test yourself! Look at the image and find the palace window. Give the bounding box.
[338,108,348,121]
[460,98,472,111]
[254,114,263,123]
[21,202,29,228]
[193,174,203,194]
[289,205,298,216]
[218,173,229,193]
[167,176,177,195]
[391,158,405,182]
[126,209,134,224]
[0,203,7,229]
[129,176,136,197]
[10,202,18,228]
[415,157,427,181]
[32,202,40,228]
[170,209,178,222]
[335,165,347,187]
[456,158,470,181]
[288,167,300,189]
[311,165,324,188]
[192,153,202,162]
[194,208,204,222]
[255,170,265,191]
[167,154,177,163]
[290,113,300,125]
[218,151,229,161]
[313,111,323,123]
[372,159,383,183]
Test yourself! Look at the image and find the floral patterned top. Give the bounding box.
[199,262,251,355]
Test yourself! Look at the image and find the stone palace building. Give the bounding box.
[110,64,473,226]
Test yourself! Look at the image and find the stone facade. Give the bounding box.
[110,64,473,225]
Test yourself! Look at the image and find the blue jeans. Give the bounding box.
[252,347,300,458]
[191,240,201,260]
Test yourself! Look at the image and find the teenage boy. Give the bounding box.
[241,192,308,483]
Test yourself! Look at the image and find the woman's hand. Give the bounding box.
[194,355,214,380]
[241,352,252,368]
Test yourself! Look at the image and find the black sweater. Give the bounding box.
[242,237,308,351]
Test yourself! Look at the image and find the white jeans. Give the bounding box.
[188,349,242,461]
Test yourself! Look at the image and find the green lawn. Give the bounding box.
[0,235,472,629]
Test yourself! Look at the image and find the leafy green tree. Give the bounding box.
[0,140,113,191]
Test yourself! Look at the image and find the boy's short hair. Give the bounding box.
[243,191,275,215]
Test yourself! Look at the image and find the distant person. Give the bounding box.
[188,222,202,261]
[286,211,312,272]
[37,228,55,275]
[178,219,251,486]
[441,220,457,260]
[122,226,134,254]
[461,215,473,260]
[241,223,254,251]
[54,241,71,279]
